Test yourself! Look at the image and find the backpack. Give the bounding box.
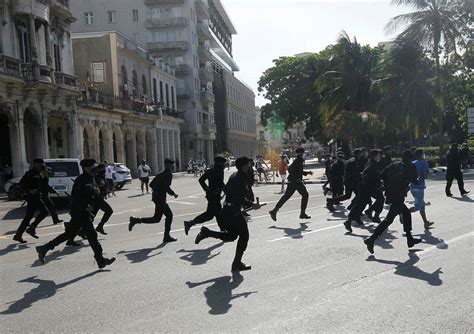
[382,162,405,189]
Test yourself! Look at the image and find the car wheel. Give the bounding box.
[8,185,23,201]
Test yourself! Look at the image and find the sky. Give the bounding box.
[222,0,409,106]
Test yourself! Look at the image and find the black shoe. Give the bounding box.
[299,213,311,219]
[269,210,277,222]
[195,227,209,244]
[163,235,177,243]
[53,219,64,225]
[343,220,352,233]
[407,237,422,248]
[364,210,373,219]
[364,237,375,254]
[95,226,107,235]
[326,204,335,213]
[96,256,116,269]
[128,217,140,232]
[25,227,39,239]
[371,216,382,224]
[36,246,47,264]
[13,235,27,244]
[355,218,364,226]
[242,212,250,217]
[184,220,194,235]
[66,240,81,247]
[347,203,354,210]
[231,261,252,272]
[461,190,470,196]
[446,193,453,197]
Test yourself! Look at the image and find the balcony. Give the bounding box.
[146,17,187,29]
[144,0,185,4]
[54,72,79,91]
[12,0,49,22]
[0,55,22,79]
[197,23,211,41]
[198,45,212,61]
[48,0,75,22]
[174,64,190,76]
[202,121,216,133]
[199,67,213,83]
[148,41,189,53]
[162,107,185,120]
[195,0,210,19]
[176,87,191,99]
[200,89,215,105]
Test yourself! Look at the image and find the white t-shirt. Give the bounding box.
[138,164,151,178]
[105,165,114,179]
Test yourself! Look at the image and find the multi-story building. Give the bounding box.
[72,31,183,176]
[69,0,240,164]
[213,64,256,157]
[0,0,80,181]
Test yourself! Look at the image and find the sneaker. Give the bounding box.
[128,217,140,232]
[364,238,375,254]
[163,235,177,243]
[343,220,353,233]
[269,210,277,222]
[25,227,39,239]
[36,246,47,264]
[13,235,27,244]
[195,227,209,244]
[184,220,194,236]
[231,262,252,272]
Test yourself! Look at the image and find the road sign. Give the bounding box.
[468,107,474,135]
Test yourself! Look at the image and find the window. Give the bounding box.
[53,33,62,72]
[171,7,181,17]
[159,81,164,103]
[165,84,170,107]
[142,75,148,96]
[132,9,139,22]
[171,87,175,109]
[175,56,184,65]
[18,24,31,63]
[153,79,158,104]
[108,10,117,24]
[91,62,105,83]
[132,70,138,97]
[84,12,93,25]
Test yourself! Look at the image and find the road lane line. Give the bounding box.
[268,224,341,242]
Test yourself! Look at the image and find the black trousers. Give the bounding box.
[348,188,384,220]
[15,196,49,237]
[205,208,249,262]
[141,202,173,235]
[42,197,60,224]
[193,196,225,230]
[274,181,308,213]
[94,198,113,227]
[334,182,357,202]
[373,199,412,236]
[45,212,103,258]
[445,169,465,195]
[330,179,344,198]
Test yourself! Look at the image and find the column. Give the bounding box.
[163,129,169,159]
[67,112,80,158]
[44,23,53,69]
[147,129,158,174]
[156,128,164,170]
[29,15,39,80]
[170,130,176,163]
[126,129,138,178]
[175,131,182,171]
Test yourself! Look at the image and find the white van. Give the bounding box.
[44,159,82,198]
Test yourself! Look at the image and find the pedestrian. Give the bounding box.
[277,154,289,193]
[322,153,332,195]
[13,158,49,243]
[325,151,346,212]
[128,159,179,243]
[35,159,116,269]
[460,143,471,169]
[138,160,151,195]
[269,147,313,221]
[328,149,361,211]
[380,146,393,170]
[410,148,434,229]
[105,161,116,197]
[194,157,262,272]
[184,156,227,235]
[255,156,269,182]
[363,150,422,254]
[445,143,469,197]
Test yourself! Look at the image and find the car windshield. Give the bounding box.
[45,162,80,178]
[115,164,128,171]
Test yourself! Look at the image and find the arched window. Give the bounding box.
[121,65,128,97]
[142,75,148,97]
[132,70,138,98]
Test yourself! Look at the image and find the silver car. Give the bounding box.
[113,163,132,189]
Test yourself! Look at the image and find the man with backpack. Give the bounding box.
[363,150,422,254]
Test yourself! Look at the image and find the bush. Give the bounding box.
[425,157,439,168]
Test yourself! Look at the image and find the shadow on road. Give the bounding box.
[186,272,257,315]
[0,271,109,314]
[177,242,224,266]
[268,222,311,239]
[31,242,84,267]
[349,226,397,250]
[118,243,165,264]
[450,195,474,203]
[367,252,443,286]
[416,229,448,250]
[0,243,29,256]
[2,207,26,220]
[128,194,146,199]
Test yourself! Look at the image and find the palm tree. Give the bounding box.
[385,0,464,88]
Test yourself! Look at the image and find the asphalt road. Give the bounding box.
[0,169,473,332]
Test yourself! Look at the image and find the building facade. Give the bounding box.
[72,31,183,176]
[69,0,239,164]
[0,0,79,180]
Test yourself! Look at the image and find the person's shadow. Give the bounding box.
[367,252,443,286]
[268,223,311,239]
[0,271,108,314]
[186,272,257,315]
[451,195,474,203]
[118,243,165,264]
[0,243,29,256]
[31,242,84,267]
[2,207,26,220]
[416,229,448,250]
[177,242,224,266]
[349,228,397,250]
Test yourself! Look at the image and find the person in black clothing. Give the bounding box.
[128,159,179,243]
[24,166,63,239]
[269,148,313,221]
[380,146,393,170]
[35,159,116,269]
[194,157,262,272]
[326,152,346,212]
[343,149,384,230]
[243,159,256,215]
[13,158,49,243]
[328,149,362,211]
[184,156,227,235]
[322,153,333,195]
[445,143,469,197]
[363,151,422,254]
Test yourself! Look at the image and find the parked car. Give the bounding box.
[113,163,132,189]
[5,177,22,201]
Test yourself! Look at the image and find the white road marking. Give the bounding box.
[268,224,341,242]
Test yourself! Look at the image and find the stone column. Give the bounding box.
[156,128,164,170]
[170,130,176,163]
[44,23,53,69]
[163,129,169,160]
[29,15,39,80]
[147,129,158,174]
[175,131,182,171]
[67,112,80,158]
[126,128,138,178]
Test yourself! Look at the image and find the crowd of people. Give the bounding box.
[7,141,471,272]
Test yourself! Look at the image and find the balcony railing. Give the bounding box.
[148,41,189,52]
[200,90,215,104]
[146,17,187,28]
[0,54,22,78]
[198,45,212,60]
[144,0,184,5]
[174,64,190,76]
[54,72,78,90]
[195,0,210,19]
[199,67,213,83]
